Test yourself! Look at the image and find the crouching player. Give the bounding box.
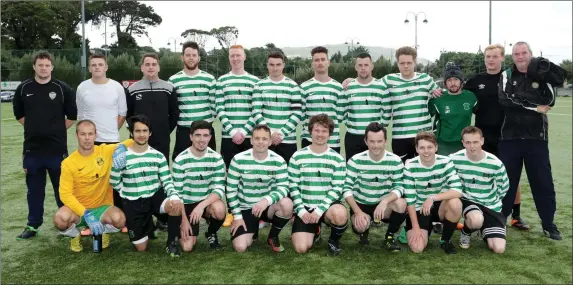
[343,122,407,251]
[450,126,509,253]
[53,120,132,252]
[289,114,348,255]
[226,124,292,253]
[404,131,463,254]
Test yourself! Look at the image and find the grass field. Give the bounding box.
[1,99,572,284]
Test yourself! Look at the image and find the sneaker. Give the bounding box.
[148,230,158,240]
[205,232,222,249]
[396,227,407,244]
[327,239,341,255]
[313,226,322,245]
[543,226,562,240]
[459,232,471,249]
[358,233,369,246]
[511,217,531,231]
[433,223,443,234]
[155,220,168,232]
[166,241,181,257]
[259,221,269,229]
[384,236,401,252]
[16,226,38,240]
[80,228,91,236]
[267,236,285,252]
[102,233,110,249]
[223,213,234,227]
[70,235,83,252]
[440,239,457,254]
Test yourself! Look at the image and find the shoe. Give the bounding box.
[511,217,531,231]
[396,227,407,244]
[459,232,471,249]
[80,228,91,236]
[70,235,83,252]
[267,236,285,252]
[358,233,369,246]
[457,223,464,231]
[543,226,562,240]
[102,233,110,249]
[384,235,401,252]
[155,220,168,232]
[440,239,457,254]
[313,226,322,245]
[205,232,222,249]
[223,213,233,227]
[433,223,443,234]
[16,226,39,240]
[121,227,128,233]
[259,221,269,229]
[328,239,341,255]
[166,241,181,257]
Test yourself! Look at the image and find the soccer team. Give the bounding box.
[13,40,565,257]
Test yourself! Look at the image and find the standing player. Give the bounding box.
[169,41,218,161]
[300,46,345,153]
[342,53,391,161]
[52,120,131,252]
[343,122,406,251]
[13,51,77,240]
[429,63,477,155]
[226,125,292,253]
[109,115,182,255]
[249,52,302,164]
[450,126,509,253]
[215,44,259,227]
[76,53,128,234]
[403,131,463,254]
[126,53,179,231]
[289,114,348,255]
[170,120,227,253]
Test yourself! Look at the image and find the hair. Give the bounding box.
[181,41,200,55]
[512,41,532,53]
[88,53,107,64]
[75,119,96,133]
[230,44,244,50]
[484,44,505,56]
[356,53,372,61]
[189,120,212,135]
[395,46,417,61]
[139,53,159,66]
[127,114,152,134]
[415,131,437,147]
[308,114,334,135]
[252,124,271,137]
[364,122,387,141]
[267,52,285,62]
[33,51,54,65]
[311,46,328,57]
[461,126,484,139]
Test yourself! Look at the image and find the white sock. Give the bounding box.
[60,223,80,238]
[104,224,120,233]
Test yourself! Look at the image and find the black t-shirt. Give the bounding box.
[464,71,503,137]
[13,78,77,155]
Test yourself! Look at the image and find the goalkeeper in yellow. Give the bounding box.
[53,120,133,252]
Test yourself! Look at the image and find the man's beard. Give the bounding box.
[185,62,198,70]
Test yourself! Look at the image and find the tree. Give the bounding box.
[330,51,342,63]
[210,26,239,51]
[1,2,60,49]
[180,29,211,48]
[559,59,572,83]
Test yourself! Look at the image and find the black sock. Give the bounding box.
[157,213,168,224]
[329,221,348,241]
[207,216,224,236]
[441,219,457,242]
[167,215,181,243]
[512,203,521,219]
[361,228,370,238]
[268,214,290,238]
[386,211,407,238]
[462,224,475,235]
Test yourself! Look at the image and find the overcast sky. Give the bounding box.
[85,1,572,63]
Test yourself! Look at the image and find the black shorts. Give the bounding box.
[230,208,272,240]
[122,196,163,243]
[344,133,367,162]
[461,199,506,240]
[301,139,340,154]
[405,201,442,233]
[269,143,297,165]
[349,203,390,223]
[391,138,416,163]
[182,202,209,237]
[173,125,216,162]
[221,138,252,169]
[478,126,500,157]
[291,201,342,234]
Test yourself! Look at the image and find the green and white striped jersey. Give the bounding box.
[403,155,462,211]
[226,149,288,220]
[168,70,216,127]
[342,79,391,135]
[109,147,175,200]
[172,147,226,204]
[215,72,259,138]
[343,150,405,205]
[288,146,346,217]
[380,72,438,139]
[300,78,344,148]
[449,150,509,212]
[250,76,302,144]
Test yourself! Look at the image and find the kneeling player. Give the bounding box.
[227,125,292,253]
[404,131,463,254]
[109,115,182,254]
[171,120,227,254]
[290,114,348,255]
[450,126,509,253]
[343,122,407,251]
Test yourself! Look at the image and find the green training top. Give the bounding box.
[429,90,477,142]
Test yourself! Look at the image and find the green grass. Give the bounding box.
[1,99,572,284]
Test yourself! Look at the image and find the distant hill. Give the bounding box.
[280,43,431,65]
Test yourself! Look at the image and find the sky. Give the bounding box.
[84,1,573,63]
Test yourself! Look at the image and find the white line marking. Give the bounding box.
[548,113,571,116]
